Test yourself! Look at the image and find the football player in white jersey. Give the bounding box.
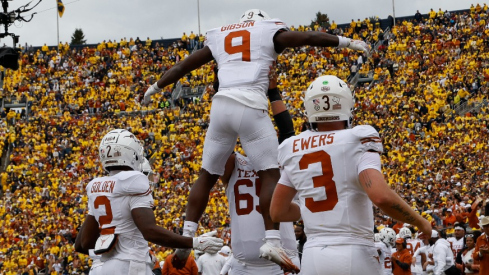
[216,65,300,274]
[269,75,432,275]
[412,232,430,275]
[379,228,396,275]
[221,151,299,274]
[74,129,223,275]
[374,233,388,273]
[142,9,370,267]
[447,223,465,259]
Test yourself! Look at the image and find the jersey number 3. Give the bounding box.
[299,151,339,213]
[224,30,251,62]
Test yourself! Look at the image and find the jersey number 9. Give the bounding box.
[224,30,251,62]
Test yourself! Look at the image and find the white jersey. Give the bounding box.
[374,241,388,273]
[413,244,430,275]
[406,239,423,269]
[382,244,393,275]
[447,237,464,258]
[226,153,297,265]
[88,249,103,273]
[278,125,383,248]
[87,171,154,263]
[205,19,288,110]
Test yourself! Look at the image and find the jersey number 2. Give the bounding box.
[224,30,251,62]
[94,196,115,234]
[299,151,339,213]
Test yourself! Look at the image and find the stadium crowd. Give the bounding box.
[0,3,488,274]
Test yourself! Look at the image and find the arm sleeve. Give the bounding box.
[87,196,94,216]
[203,31,212,48]
[413,246,424,257]
[468,206,480,229]
[191,259,199,275]
[358,151,382,174]
[353,125,383,154]
[396,259,411,270]
[278,170,294,188]
[87,183,94,216]
[161,256,170,275]
[274,111,295,144]
[124,173,154,210]
[129,193,154,210]
[473,239,482,260]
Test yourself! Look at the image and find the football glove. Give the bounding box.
[142,83,161,106]
[259,241,300,274]
[337,36,370,56]
[347,40,370,55]
[192,236,223,254]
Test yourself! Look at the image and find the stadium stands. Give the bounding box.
[0,4,488,273]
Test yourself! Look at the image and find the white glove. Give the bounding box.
[142,83,161,106]
[264,230,281,247]
[193,236,223,254]
[348,40,370,55]
[337,36,370,55]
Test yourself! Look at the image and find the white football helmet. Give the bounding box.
[374,233,381,243]
[99,129,144,172]
[141,157,157,187]
[379,228,396,247]
[303,75,354,128]
[239,9,271,23]
[399,227,412,239]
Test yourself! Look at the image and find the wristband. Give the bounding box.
[267,88,282,103]
[152,82,162,92]
[265,230,281,240]
[183,221,198,237]
[337,36,350,48]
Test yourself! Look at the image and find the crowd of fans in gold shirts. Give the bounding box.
[0,3,488,274]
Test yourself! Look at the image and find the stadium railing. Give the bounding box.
[451,99,488,116]
[180,86,205,98]
[171,81,183,106]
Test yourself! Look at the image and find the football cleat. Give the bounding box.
[259,242,300,274]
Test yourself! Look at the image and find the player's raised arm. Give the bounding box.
[273,30,369,55]
[143,47,214,105]
[267,63,295,144]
